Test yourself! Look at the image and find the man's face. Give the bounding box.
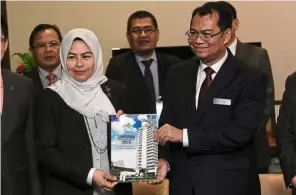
[29,29,61,71]
[0,29,8,61]
[126,17,159,55]
[188,11,231,63]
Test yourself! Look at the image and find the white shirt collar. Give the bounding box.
[135,51,157,63]
[38,64,62,79]
[200,50,228,73]
[228,38,238,56]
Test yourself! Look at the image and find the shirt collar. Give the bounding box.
[199,50,228,73]
[135,51,157,63]
[38,64,62,79]
[228,37,237,56]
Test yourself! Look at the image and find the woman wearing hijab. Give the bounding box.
[34,28,131,195]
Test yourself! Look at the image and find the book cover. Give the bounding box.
[110,114,159,183]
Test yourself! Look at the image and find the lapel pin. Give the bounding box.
[105,86,111,92]
[9,85,15,91]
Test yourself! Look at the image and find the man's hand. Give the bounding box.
[154,124,183,145]
[149,159,168,185]
[92,169,118,191]
[116,110,124,118]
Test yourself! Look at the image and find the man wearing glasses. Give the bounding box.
[106,10,182,115]
[154,3,267,195]
[1,16,39,195]
[23,24,62,95]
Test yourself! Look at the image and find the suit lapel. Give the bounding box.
[156,53,167,98]
[1,70,17,144]
[185,58,200,117]
[31,68,44,91]
[196,54,239,125]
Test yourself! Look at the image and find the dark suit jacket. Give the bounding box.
[276,72,296,195]
[105,51,182,114]
[23,68,44,96]
[236,40,275,171]
[159,53,267,195]
[34,79,131,195]
[1,70,39,195]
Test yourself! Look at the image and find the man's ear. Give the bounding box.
[126,32,131,43]
[223,29,232,45]
[233,19,240,31]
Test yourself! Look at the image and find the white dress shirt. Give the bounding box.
[228,38,238,56]
[183,51,228,147]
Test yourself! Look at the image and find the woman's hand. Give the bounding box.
[116,110,124,118]
[92,169,118,191]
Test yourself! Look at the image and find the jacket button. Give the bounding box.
[85,148,90,151]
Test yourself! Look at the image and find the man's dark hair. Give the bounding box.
[217,1,237,19]
[127,10,158,32]
[1,15,8,39]
[29,24,62,48]
[190,2,233,31]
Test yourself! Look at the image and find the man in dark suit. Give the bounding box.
[1,16,39,195]
[154,4,267,195]
[23,24,62,95]
[276,73,296,195]
[216,1,275,174]
[106,10,182,114]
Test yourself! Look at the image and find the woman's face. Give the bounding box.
[66,39,95,82]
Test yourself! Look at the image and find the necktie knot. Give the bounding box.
[142,59,153,68]
[46,72,56,86]
[204,67,215,76]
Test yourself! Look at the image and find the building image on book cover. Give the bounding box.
[110,114,159,183]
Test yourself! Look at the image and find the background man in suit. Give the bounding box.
[106,10,182,114]
[23,24,62,95]
[1,16,39,195]
[154,3,267,195]
[217,1,275,174]
[276,73,296,195]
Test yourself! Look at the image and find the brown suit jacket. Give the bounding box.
[235,40,275,171]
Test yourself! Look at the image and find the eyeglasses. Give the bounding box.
[185,30,224,42]
[33,41,60,50]
[130,27,157,36]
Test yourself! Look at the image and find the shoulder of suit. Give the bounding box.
[231,56,266,81]
[155,52,183,65]
[287,71,296,82]
[239,42,267,54]
[2,69,32,86]
[22,68,37,78]
[167,57,197,73]
[109,51,131,63]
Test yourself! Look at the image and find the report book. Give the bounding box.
[110,114,159,183]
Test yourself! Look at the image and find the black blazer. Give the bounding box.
[34,79,130,195]
[23,68,44,96]
[105,51,182,114]
[236,41,275,171]
[276,72,296,195]
[1,70,39,195]
[159,53,267,195]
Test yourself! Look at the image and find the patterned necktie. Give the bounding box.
[198,67,215,104]
[142,59,155,101]
[46,72,56,86]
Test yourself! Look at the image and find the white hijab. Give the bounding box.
[49,28,116,117]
